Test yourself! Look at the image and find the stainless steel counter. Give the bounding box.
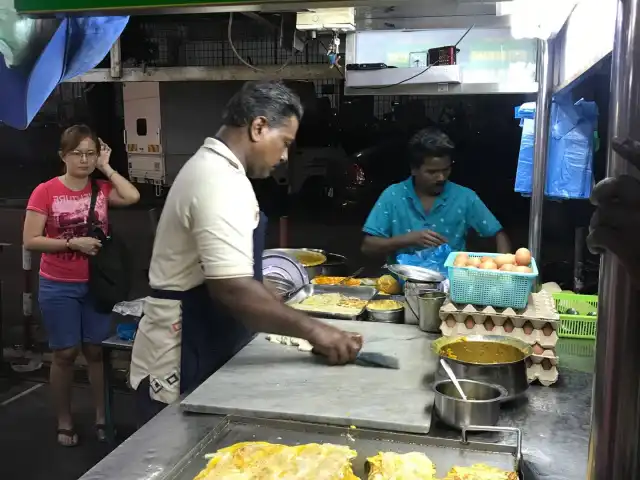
[80,344,592,480]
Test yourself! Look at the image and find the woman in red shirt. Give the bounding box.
[23,125,140,446]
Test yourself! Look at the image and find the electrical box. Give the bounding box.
[122,82,165,185]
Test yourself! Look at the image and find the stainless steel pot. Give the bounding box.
[366,307,404,323]
[433,335,532,402]
[433,379,505,429]
[301,249,349,280]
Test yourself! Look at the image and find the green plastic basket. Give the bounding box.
[552,292,598,339]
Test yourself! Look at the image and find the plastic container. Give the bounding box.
[444,252,538,309]
[552,292,598,339]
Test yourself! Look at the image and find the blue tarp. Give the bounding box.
[514,97,598,200]
[0,15,129,130]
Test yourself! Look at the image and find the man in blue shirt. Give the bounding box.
[361,128,511,264]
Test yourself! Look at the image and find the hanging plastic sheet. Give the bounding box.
[0,14,129,130]
[514,98,598,199]
[546,97,598,199]
[514,102,536,195]
[0,3,50,67]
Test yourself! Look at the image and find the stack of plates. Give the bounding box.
[262,250,309,295]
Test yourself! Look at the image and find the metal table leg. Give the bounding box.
[102,345,116,445]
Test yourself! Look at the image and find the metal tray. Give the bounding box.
[286,284,378,320]
[164,416,524,480]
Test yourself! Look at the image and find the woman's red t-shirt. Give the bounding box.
[27,178,113,282]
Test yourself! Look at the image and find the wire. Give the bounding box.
[350,24,475,91]
[228,13,304,74]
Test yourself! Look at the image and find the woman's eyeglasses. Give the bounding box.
[68,150,98,160]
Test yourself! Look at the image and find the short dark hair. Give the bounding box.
[407,127,455,169]
[222,81,304,128]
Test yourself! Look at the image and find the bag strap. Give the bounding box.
[87,178,99,231]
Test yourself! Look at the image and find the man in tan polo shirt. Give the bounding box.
[130,81,362,424]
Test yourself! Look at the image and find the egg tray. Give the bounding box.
[439,291,560,330]
[439,321,559,349]
[527,364,558,386]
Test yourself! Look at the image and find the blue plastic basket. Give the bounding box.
[444,252,538,309]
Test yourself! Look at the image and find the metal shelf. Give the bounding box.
[63,65,343,83]
[345,81,538,96]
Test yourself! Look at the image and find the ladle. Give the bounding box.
[440,358,468,400]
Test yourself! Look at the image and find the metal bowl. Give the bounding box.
[366,306,404,323]
[386,264,445,283]
[304,251,349,280]
[433,379,506,429]
[433,335,532,402]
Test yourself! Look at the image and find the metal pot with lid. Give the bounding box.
[386,264,444,325]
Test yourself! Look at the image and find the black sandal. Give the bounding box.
[57,428,79,447]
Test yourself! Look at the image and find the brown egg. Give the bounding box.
[515,248,532,266]
[542,323,554,336]
[467,257,482,268]
[456,253,469,262]
[500,264,515,272]
[494,254,512,267]
[504,254,517,265]
[514,266,533,273]
[464,317,475,329]
[523,321,534,335]
[532,343,544,355]
[453,257,468,267]
[541,359,553,370]
[503,319,514,333]
[479,260,498,270]
[446,315,456,327]
[483,318,495,331]
[480,256,493,263]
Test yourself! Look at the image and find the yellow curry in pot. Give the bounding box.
[441,341,526,365]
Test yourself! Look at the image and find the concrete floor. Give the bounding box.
[0,379,136,480]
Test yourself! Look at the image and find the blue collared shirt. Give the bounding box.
[363,178,503,262]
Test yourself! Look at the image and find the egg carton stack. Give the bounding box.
[438,290,560,386]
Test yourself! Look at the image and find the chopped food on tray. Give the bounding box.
[367,299,404,311]
[194,441,358,480]
[443,463,518,479]
[312,276,362,286]
[290,293,368,315]
[367,451,436,479]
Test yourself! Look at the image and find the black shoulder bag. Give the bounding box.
[87,179,133,313]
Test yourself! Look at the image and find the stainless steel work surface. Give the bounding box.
[286,285,378,319]
[181,320,437,433]
[165,417,521,480]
